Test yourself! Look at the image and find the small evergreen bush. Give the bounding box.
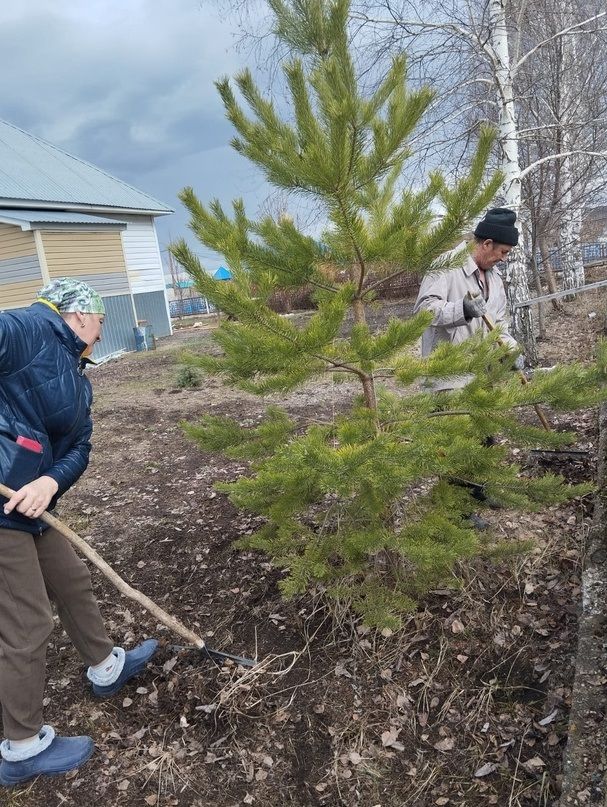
[176,366,202,389]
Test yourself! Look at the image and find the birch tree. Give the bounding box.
[515,0,607,301]
[559,5,585,294]
[547,0,605,294]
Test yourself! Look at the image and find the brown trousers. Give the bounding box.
[0,527,113,739]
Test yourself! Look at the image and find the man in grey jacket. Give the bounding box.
[414,207,523,391]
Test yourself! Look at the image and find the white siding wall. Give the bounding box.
[115,214,166,294]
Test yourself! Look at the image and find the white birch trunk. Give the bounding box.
[560,160,585,295]
[488,0,537,363]
[558,0,585,296]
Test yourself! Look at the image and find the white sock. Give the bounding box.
[86,647,126,686]
[1,725,55,762]
[9,735,39,752]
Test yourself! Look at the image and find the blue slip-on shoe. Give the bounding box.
[92,638,158,697]
[0,726,93,787]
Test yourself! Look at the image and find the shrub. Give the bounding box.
[176,366,201,389]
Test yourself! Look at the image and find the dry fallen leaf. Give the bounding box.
[524,755,546,769]
[474,762,497,778]
[381,729,398,747]
[450,618,465,634]
[163,657,178,674]
[334,663,352,678]
[433,737,455,752]
[538,709,558,726]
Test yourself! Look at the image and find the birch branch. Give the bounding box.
[350,11,496,59]
[514,11,607,74]
[519,150,607,180]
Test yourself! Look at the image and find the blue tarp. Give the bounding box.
[213,266,232,280]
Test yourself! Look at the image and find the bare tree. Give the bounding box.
[352,0,607,362]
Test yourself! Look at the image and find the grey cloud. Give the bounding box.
[67,102,234,174]
[0,0,271,265]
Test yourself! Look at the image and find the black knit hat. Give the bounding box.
[474,207,519,246]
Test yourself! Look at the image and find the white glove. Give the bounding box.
[462,294,487,321]
[512,354,525,371]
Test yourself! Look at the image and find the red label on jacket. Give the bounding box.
[16,436,43,454]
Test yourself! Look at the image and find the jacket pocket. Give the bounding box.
[0,433,43,492]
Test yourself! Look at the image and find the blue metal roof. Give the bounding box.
[0,209,127,229]
[213,266,232,280]
[0,120,173,215]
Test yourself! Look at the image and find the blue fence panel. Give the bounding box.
[536,242,607,272]
[582,242,607,263]
[169,297,217,318]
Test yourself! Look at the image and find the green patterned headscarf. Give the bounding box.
[37,278,105,315]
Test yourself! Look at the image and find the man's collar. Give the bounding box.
[463,254,480,276]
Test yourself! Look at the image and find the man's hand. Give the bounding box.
[462,294,487,321]
[3,476,59,519]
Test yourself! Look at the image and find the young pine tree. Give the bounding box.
[171,0,606,628]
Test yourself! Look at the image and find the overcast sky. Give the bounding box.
[0,0,273,271]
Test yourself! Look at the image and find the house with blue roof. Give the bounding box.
[0,119,173,359]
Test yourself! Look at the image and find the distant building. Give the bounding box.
[0,119,173,359]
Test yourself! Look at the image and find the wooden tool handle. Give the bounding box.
[0,483,206,650]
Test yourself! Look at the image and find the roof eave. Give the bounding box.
[17,223,127,233]
[0,198,174,217]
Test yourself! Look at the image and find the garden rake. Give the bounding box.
[467,292,589,459]
[466,290,551,431]
[0,482,256,668]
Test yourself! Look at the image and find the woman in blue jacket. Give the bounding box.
[0,278,157,787]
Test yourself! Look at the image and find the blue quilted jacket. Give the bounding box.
[0,302,93,534]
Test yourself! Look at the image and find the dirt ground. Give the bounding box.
[9,284,607,807]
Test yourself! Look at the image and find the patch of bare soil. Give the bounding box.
[11,292,607,807]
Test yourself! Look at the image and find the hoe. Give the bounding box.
[0,482,256,668]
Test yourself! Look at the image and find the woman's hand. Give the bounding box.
[3,476,59,519]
